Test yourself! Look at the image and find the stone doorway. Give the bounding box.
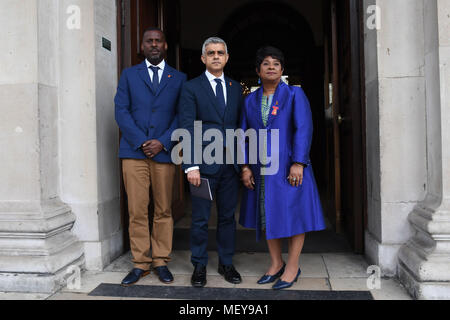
[117,0,367,258]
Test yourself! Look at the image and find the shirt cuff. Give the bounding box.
[185,166,200,174]
[294,162,307,168]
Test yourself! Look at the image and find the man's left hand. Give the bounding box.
[142,140,163,158]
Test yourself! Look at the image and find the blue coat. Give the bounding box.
[114,61,187,162]
[239,81,326,240]
[178,73,243,175]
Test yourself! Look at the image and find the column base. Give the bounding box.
[0,255,85,294]
[364,230,401,277]
[397,201,450,299]
[398,260,450,299]
[0,199,85,293]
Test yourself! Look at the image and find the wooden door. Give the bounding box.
[118,0,185,251]
[129,0,158,65]
[159,0,185,223]
[337,0,366,253]
[324,0,366,253]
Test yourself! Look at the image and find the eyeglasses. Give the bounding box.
[206,50,226,57]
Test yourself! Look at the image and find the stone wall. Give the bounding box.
[0,0,84,293]
[363,0,450,298]
[58,0,122,271]
[364,0,427,276]
[397,0,450,299]
[0,0,122,292]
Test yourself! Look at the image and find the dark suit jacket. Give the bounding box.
[114,61,187,162]
[178,73,243,175]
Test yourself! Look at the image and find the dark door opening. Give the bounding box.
[118,0,367,254]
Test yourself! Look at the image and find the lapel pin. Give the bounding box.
[272,106,279,116]
[168,74,172,78]
[229,82,232,86]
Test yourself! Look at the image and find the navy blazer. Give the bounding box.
[178,73,244,175]
[114,61,187,162]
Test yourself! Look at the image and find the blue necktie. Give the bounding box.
[214,78,226,116]
[150,66,159,92]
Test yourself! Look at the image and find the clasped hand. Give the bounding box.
[142,140,163,158]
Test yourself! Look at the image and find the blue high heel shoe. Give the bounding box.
[257,262,286,284]
[272,268,301,290]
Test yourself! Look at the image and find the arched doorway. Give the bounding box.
[217,1,326,192]
[119,0,366,253]
[218,1,316,84]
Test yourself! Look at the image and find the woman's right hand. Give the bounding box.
[241,166,255,190]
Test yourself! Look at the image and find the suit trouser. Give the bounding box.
[190,164,239,267]
[122,158,175,270]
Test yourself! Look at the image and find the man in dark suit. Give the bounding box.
[178,37,243,287]
[115,28,187,286]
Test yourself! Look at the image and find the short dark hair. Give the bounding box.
[255,46,285,72]
[142,27,166,42]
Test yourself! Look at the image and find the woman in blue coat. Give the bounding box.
[239,47,326,290]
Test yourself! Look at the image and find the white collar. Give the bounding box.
[146,59,165,71]
[205,70,225,83]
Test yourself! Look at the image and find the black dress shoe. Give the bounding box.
[191,264,207,288]
[121,268,150,286]
[218,264,242,284]
[154,266,174,284]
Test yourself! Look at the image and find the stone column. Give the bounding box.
[58,0,122,271]
[397,0,450,299]
[0,0,84,293]
[364,0,427,276]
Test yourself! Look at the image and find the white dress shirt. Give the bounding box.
[185,70,228,174]
[145,59,167,151]
[145,59,165,82]
[204,70,227,104]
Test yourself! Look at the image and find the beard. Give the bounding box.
[147,50,164,64]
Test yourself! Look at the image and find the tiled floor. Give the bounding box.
[0,250,412,300]
[0,199,411,300]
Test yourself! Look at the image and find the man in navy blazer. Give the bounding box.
[178,37,243,287]
[115,28,186,286]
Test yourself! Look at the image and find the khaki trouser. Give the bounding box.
[122,158,175,270]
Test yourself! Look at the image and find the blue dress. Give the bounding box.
[239,81,326,240]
